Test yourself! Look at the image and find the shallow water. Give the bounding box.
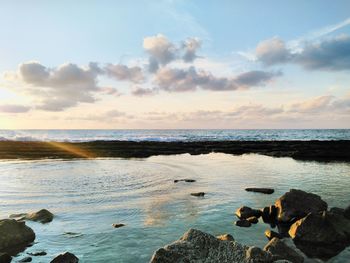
[0,153,349,262]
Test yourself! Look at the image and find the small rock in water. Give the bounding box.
[247,216,259,224]
[235,206,262,219]
[0,253,11,263]
[264,229,283,240]
[190,192,205,197]
[112,223,125,228]
[10,209,54,224]
[216,234,234,241]
[27,251,47,256]
[235,219,251,227]
[245,188,274,194]
[18,257,32,262]
[50,252,79,263]
[174,179,196,183]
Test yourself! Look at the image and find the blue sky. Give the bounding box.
[0,0,350,128]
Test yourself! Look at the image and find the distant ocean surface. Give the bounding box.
[0,129,350,142]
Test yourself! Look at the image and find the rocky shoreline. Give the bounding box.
[0,140,349,162]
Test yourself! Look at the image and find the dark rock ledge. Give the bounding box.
[0,140,349,162]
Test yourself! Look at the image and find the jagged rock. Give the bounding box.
[18,257,32,262]
[245,188,274,194]
[0,253,11,263]
[264,238,304,263]
[265,230,283,240]
[0,219,35,253]
[217,234,234,241]
[50,252,79,263]
[289,211,350,259]
[236,206,262,219]
[190,192,205,197]
[275,189,327,223]
[247,217,259,224]
[150,229,272,263]
[10,209,54,224]
[235,220,252,228]
[112,223,125,228]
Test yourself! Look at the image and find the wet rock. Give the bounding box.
[245,188,274,194]
[264,238,304,263]
[190,192,205,197]
[344,205,350,219]
[235,220,251,228]
[261,207,270,223]
[0,253,11,263]
[235,206,262,219]
[216,234,234,241]
[27,251,46,256]
[0,219,35,253]
[150,228,272,263]
[265,230,283,240]
[247,217,259,224]
[174,179,196,183]
[50,252,79,263]
[112,223,125,228]
[10,209,54,224]
[18,257,32,262]
[275,189,327,223]
[288,211,350,260]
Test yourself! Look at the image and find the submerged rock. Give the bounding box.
[150,228,272,263]
[288,211,350,260]
[10,209,54,224]
[235,206,262,219]
[0,253,12,263]
[264,238,304,263]
[27,251,46,256]
[275,189,327,223]
[245,188,274,194]
[50,252,79,263]
[0,219,35,254]
[190,192,205,197]
[112,223,125,228]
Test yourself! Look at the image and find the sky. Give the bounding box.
[0,0,350,129]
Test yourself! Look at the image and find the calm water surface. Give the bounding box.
[0,153,349,262]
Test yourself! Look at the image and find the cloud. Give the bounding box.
[154,67,280,92]
[288,95,350,113]
[15,61,103,111]
[105,64,144,83]
[131,86,158,96]
[182,37,201,62]
[256,34,350,71]
[0,104,31,113]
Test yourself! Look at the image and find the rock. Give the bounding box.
[190,192,205,197]
[275,189,327,223]
[174,179,196,183]
[50,252,79,263]
[27,251,46,256]
[150,228,272,263]
[217,234,234,241]
[288,211,350,259]
[0,253,11,263]
[344,205,350,219]
[245,246,273,262]
[245,188,274,194]
[265,230,283,240]
[329,207,344,215]
[264,238,304,263]
[247,217,259,224]
[235,220,252,228]
[18,257,32,262]
[10,209,54,224]
[0,219,35,253]
[235,206,262,219]
[261,207,270,223]
[112,223,125,228]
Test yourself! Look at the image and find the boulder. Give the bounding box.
[150,228,272,263]
[50,252,79,263]
[264,230,283,241]
[235,220,252,228]
[247,217,259,224]
[245,246,273,262]
[275,189,327,223]
[0,253,11,263]
[245,188,274,194]
[0,219,35,253]
[10,209,54,224]
[288,211,350,259]
[264,238,304,263]
[190,192,205,197]
[217,234,234,241]
[235,206,262,219]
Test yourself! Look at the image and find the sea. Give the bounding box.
[0,129,349,262]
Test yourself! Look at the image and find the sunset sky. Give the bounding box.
[0,0,350,129]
